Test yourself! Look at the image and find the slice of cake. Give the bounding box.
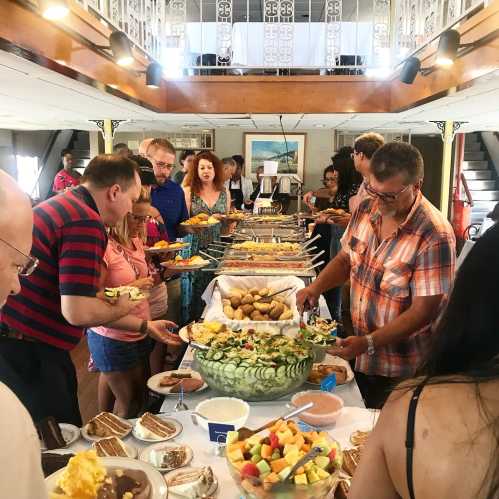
[134,412,177,440]
[93,437,129,458]
[166,467,214,498]
[151,446,187,469]
[86,412,132,438]
[37,416,66,449]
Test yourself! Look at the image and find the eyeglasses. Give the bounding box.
[0,237,38,276]
[365,182,412,202]
[128,213,151,223]
[153,161,175,170]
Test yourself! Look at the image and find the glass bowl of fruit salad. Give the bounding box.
[226,419,343,498]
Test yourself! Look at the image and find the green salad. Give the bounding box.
[299,318,338,346]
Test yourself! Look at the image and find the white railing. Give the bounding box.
[75,0,485,75]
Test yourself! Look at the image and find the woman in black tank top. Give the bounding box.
[348,223,499,499]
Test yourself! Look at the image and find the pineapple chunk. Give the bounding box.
[226,430,239,444]
[294,473,308,485]
[307,469,320,484]
[316,467,331,480]
[228,448,244,462]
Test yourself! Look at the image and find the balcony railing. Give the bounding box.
[74,0,485,76]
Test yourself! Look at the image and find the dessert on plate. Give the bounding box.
[93,437,129,458]
[86,412,132,438]
[134,412,177,440]
[165,466,215,498]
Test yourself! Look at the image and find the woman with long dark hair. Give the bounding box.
[349,223,499,499]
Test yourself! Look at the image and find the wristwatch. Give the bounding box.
[366,334,375,356]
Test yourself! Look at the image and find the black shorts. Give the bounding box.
[0,337,81,425]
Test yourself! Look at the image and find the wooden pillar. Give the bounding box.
[103,119,113,154]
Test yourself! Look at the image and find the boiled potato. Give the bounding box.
[230,295,241,308]
[254,302,271,314]
[269,303,285,319]
[229,288,244,298]
[249,287,260,296]
[250,310,263,321]
[234,308,244,320]
[241,304,255,316]
[241,294,255,305]
[223,305,235,319]
[279,309,293,320]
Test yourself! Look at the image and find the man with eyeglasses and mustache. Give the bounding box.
[147,138,189,327]
[297,143,456,408]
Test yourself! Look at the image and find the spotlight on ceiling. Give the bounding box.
[145,62,163,88]
[96,31,134,66]
[436,29,461,67]
[40,0,69,20]
[400,56,422,84]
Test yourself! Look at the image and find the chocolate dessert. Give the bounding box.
[86,412,132,438]
[41,452,74,477]
[37,416,66,449]
[136,412,176,439]
[93,437,129,458]
[97,469,151,499]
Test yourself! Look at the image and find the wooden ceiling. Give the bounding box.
[1,0,498,115]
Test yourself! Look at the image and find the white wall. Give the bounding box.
[114,128,335,191]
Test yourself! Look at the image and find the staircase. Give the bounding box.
[462,133,499,225]
[71,130,91,175]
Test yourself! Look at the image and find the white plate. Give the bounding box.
[139,442,193,472]
[40,423,80,451]
[145,243,190,254]
[45,456,168,499]
[147,370,208,396]
[132,416,183,443]
[178,325,191,343]
[305,355,355,386]
[180,221,220,228]
[160,260,210,271]
[81,415,133,442]
[92,439,138,459]
[164,467,218,498]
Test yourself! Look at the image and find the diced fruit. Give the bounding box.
[316,468,331,480]
[270,457,289,474]
[278,466,292,482]
[250,443,262,456]
[284,449,300,466]
[263,472,280,484]
[295,467,305,475]
[246,435,263,448]
[277,428,293,445]
[271,451,281,461]
[234,460,251,471]
[314,456,330,469]
[241,463,260,479]
[307,469,320,484]
[260,444,272,460]
[226,431,239,444]
[283,444,299,456]
[294,473,308,485]
[256,459,271,475]
[269,432,280,449]
[287,421,299,433]
[294,434,305,450]
[302,443,311,453]
[251,454,261,464]
[228,448,245,462]
[304,462,314,472]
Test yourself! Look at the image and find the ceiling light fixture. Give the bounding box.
[40,0,69,20]
[436,29,461,67]
[399,56,433,84]
[144,62,163,88]
[96,31,134,67]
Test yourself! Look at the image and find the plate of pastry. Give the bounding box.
[139,442,193,472]
[164,466,218,498]
[132,412,183,443]
[45,451,168,499]
[81,412,133,442]
[147,369,208,396]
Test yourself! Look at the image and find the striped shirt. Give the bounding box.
[341,192,456,377]
[1,186,107,350]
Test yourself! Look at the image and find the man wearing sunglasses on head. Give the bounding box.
[297,142,456,408]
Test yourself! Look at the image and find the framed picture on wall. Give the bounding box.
[244,133,307,181]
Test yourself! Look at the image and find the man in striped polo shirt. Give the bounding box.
[0,155,143,425]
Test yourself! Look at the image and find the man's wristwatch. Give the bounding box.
[140,320,149,335]
[366,334,376,356]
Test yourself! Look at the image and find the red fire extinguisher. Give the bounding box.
[451,134,473,248]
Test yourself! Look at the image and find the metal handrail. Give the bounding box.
[460,173,474,208]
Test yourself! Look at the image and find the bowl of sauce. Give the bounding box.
[291,390,344,427]
[195,397,250,431]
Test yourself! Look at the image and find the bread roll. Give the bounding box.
[241,294,254,305]
[223,305,235,319]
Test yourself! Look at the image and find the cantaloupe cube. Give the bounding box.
[261,444,272,460]
[270,457,289,474]
[263,472,280,484]
[302,443,311,453]
[227,441,246,454]
[294,434,305,450]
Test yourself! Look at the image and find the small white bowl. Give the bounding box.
[291,390,344,427]
[194,397,250,432]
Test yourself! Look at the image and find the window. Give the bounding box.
[16,155,41,199]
